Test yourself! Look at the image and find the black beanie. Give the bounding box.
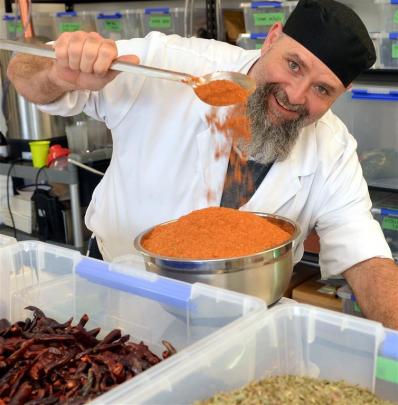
[283,0,376,87]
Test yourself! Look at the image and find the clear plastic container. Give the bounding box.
[331,84,398,190]
[53,11,96,36]
[1,14,23,40]
[0,241,266,401]
[90,304,398,404]
[0,233,16,248]
[375,0,398,32]
[371,192,398,260]
[336,283,364,318]
[95,10,143,40]
[379,31,398,68]
[240,1,288,33]
[142,7,185,36]
[32,12,55,41]
[370,31,381,69]
[236,32,267,49]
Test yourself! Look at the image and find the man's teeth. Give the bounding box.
[275,95,295,111]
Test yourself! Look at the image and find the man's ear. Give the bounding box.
[261,22,283,55]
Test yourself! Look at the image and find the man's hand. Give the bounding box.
[343,257,398,329]
[49,31,139,92]
[7,31,139,105]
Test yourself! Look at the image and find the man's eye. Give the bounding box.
[316,85,329,95]
[288,60,299,71]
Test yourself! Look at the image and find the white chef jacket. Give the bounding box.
[38,32,392,277]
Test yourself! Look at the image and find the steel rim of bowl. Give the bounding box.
[133,212,301,274]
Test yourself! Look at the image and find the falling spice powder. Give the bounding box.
[141,207,291,259]
[196,375,393,405]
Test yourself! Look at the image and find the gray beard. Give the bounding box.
[238,83,309,165]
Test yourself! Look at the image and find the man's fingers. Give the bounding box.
[93,40,118,76]
[67,32,86,70]
[80,33,102,73]
[116,55,140,65]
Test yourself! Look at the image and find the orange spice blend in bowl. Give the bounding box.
[141,207,292,259]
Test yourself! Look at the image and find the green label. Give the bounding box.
[382,216,398,231]
[376,356,398,384]
[149,15,171,29]
[392,44,398,59]
[7,21,22,34]
[104,20,122,32]
[60,22,81,32]
[394,10,398,25]
[255,43,263,49]
[253,12,283,27]
[353,301,362,313]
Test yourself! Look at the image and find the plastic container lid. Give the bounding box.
[96,12,123,20]
[56,11,78,17]
[2,15,20,20]
[240,1,283,8]
[145,7,170,14]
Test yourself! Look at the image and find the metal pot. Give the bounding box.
[134,212,300,305]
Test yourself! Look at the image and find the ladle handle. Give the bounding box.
[0,39,194,83]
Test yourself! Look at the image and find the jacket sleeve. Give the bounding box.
[313,129,392,279]
[36,33,172,128]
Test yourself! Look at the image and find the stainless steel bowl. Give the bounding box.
[133,212,300,305]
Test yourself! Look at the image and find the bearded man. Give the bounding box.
[7,0,398,328]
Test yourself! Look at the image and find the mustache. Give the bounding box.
[247,83,309,121]
[273,88,308,116]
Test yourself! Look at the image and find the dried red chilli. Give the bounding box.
[0,307,176,404]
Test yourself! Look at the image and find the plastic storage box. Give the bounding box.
[375,0,398,32]
[0,241,266,401]
[379,32,398,68]
[0,233,16,248]
[240,1,289,33]
[1,15,22,40]
[337,283,364,318]
[331,85,398,190]
[95,10,143,40]
[53,11,96,36]
[142,7,185,36]
[91,304,398,404]
[371,191,398,261]
[32,12,56,41]
[236,32,267,49]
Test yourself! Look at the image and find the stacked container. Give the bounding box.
[240,1,295,33]
[236,32,267,49]
[371,191,398,261]
[53,11,96,36]
[142,7,185,36]
[373,0,398,67]
[1,15,22,40]
[332,85,398,189]
[237,2,296,51]
[95,10,143,40]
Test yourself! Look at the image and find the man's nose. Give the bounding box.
[285,81,308,106]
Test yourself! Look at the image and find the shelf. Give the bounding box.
[357,69,398,84]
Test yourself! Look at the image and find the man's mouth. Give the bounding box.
[274,93,300,112]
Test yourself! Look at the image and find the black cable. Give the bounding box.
[34,165,49,191]
[6,159,22,239]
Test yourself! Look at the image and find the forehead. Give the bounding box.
[273,34,345,89]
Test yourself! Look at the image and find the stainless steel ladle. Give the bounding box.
[0,39,256,106]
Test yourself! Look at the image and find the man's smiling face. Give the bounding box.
[240,23,347,165]
[249,23,346,127]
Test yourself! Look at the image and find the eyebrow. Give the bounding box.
[286,52,338,95]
